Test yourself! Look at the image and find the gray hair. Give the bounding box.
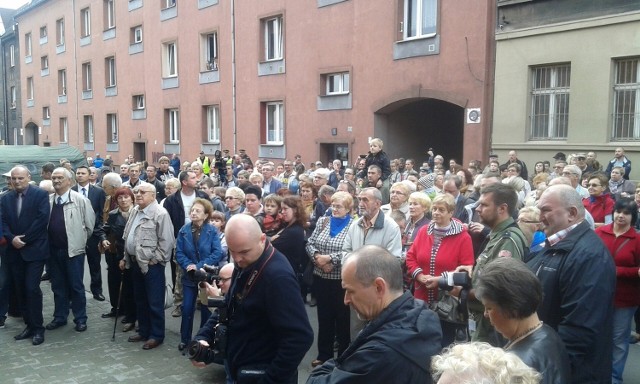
[102,172,123,188]
[563,164,582,179]
[344,245,403,293]
[53,167,74,180]
[318,184,335,198]
[361,187,382,203]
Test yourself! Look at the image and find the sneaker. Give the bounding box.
[171,306,182,317]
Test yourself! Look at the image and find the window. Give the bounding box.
[10,86,16,108]
[133,94,145,110]
[81,8,91,37]
[105,56,116,87]
[43,106,50,119]
[167,108,180,143]
[613,58,640,140]
[41,55,49,70]
[206,105,220,143]
[104,0,115,29]
[56,18,65,46]
[164,0,176,9]
[40,26,47,38]
[403,0,437,40]
[27,77,34,100]
[163,41,177,77]
[325,72,350,95]
[264,16,283,61]
[24,33,32,56]
[265,102,284,145]
[60,117,68,143]
[202,32,218,71]
[131,26,143,44]
[107,113,118,143]
[530,64,570,140]
[84,115,94,143]
[9,45,15,67]
[58,69,67,95]
[82,62,92,90]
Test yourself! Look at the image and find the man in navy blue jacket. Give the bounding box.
[1,166,50,345]
[224,215,313,384]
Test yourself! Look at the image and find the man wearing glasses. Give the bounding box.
[561,165,589,198]
[120,184,175,350]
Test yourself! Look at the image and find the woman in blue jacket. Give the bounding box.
[176,198,223,352]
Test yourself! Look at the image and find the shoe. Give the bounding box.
[14,327,34,340]
[32,332,45,346]
[41,272,50,281]
[123,323,135,332]
[101,310,117,318]
[45,321,67,330]
[178,342,186,351]
[311,359,324,368]
[75,323,87,332]
[171,306,182,317]
[142,339,162,350]
[0,317,5,328]
[93,293,106,301]
[308,297,317,307]
[128,334,147,342]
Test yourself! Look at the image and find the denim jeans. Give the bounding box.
[612,306,637,384]
[180,282,211,344]
[131,262,166,341]
[48,248,87,324]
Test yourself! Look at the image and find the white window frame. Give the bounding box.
[266,102,284,145]
[84,115,94,143]
[40,26,47,38]
[81,8,91,37]
[60,117,68,143]
[82,62,92,91]
[612,57,640,140]
[43,106,50,119]
[133,26,143,43]
[163,41,177,77]
[326,72,350,95]
[59,69,67,95]
[56,18,65,46]
[10,86,16,108]
[530,64,571,140]
[168,109,180,143]
[206,105,220,143]
[264,16,283,61]
[9,45,15,67]
[106,56,116,87]
[27,77,34,100]
[134,95,145,110]
[41,55,49,70]
[25,33,32,57]
[164,0,176,9]
[105,0,115,29]
[403,0,437,40]
[107,113,118,143]
[203,32,218,71]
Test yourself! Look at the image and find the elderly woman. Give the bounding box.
[609,166,636,201]
[405,193,474,348]
[402,192,431,254]
[595,199,640,384]
[517,206,545,254]
[474,257,570,383]
[381,182,410,220]
[224,186,245,220]
[583,172,614,227]
[101,187,137,331]
[271,195,308,293]
[432,342,541,384]
[305,191,353,368]
[175,198,223,352]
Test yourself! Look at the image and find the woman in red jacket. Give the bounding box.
[595,198,640,384]
[405,193,474,348]
[583,173,614,228]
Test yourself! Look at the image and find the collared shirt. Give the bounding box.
[54,190,71,205]
[545,221,581,247]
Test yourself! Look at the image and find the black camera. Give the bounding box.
[187,298,228,365]
[187,264,220,286]
[437,271,471,291]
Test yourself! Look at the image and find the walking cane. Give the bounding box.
[112,271,125,341]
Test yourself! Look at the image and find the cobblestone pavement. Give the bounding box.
[0,266,317,384]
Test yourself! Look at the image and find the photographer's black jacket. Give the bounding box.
[226,242,313,383]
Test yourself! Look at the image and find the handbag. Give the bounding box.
[431,290,467,325]
[164,283,174,310]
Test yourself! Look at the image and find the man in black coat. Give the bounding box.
[1,166,51,345]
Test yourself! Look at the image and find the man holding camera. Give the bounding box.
[223,215,313,383]
[307,245,442,383]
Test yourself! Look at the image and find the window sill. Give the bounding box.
[317,93,352,111]
[393,35,440,60]
[259,144,286,159]
[258,59,285,76]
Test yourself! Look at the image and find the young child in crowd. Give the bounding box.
[263,194,284,237]
[209,211,228,265]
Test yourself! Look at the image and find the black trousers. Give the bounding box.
[86,235,103,295]
[313,276,350,361]
[105,252,136,321]
[9,257,45,332]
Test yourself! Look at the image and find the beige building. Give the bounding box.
[492,1,640,178]
[15,0,496,166]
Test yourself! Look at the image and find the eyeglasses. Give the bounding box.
[331,205,345,210]
[587,183,602,188]
[561,171,576,176]
[390,190,406,195]
[133,190,153,195]
[217,277,232,283]
[225,196,237,200]
[518,219,540,224]
[344,172,354,175]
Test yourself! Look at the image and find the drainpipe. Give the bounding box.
[71,0,81,148]
[231,0,237,153]
[0,32,7,144]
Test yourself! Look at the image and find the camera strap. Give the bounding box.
[234,244,276,305]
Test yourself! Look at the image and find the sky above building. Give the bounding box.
[0,0,29,9]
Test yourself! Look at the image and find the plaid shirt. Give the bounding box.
[544,221,581,248]
[305,215,353,280]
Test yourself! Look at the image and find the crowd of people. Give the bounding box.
[0,140,638,383]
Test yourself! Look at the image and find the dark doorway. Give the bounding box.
[374,99,464,166]
[133,142,146,163]
[319,143,349,168]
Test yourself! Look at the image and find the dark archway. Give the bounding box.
[23,122,39,145]
[374,98,464,166]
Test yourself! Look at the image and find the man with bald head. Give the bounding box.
[224,215,313,384]
[527,185,615,383]
[1,165,51,345]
